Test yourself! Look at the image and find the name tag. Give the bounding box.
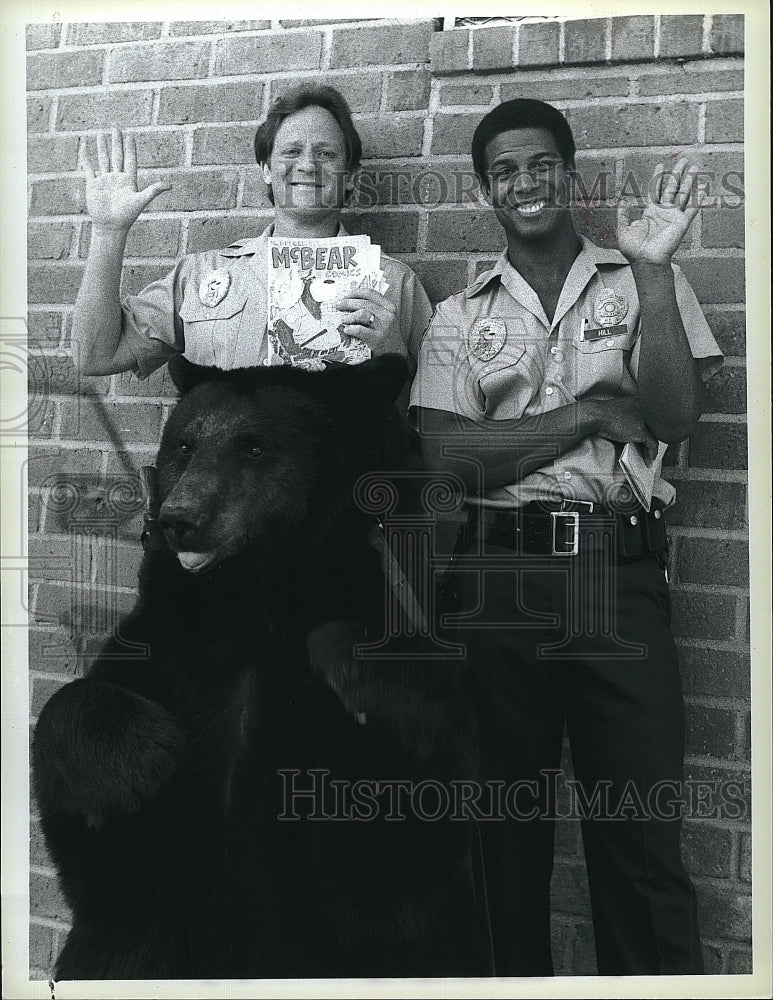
[582,322,629,342]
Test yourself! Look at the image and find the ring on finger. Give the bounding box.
[368,312,376,328]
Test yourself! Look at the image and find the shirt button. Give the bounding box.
[606,339,615,347]
[545,386,554,396]
[564,471,572,480]
[550,346,557,354]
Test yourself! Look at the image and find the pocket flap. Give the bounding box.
[474,341,527,377]
[575,330,634,354]
[179,291,249,323]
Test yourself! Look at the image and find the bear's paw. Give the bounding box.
[33,679,185,829]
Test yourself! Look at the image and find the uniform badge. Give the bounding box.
[469,318,507,362]
[199,270,231,308]
[594,288,629,328]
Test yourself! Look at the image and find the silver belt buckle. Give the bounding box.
[551,510,579,556]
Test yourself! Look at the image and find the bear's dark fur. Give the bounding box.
[32,356,490,981]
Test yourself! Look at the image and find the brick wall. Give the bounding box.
[26,15,750,978]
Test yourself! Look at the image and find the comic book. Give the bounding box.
[266,235,389,369]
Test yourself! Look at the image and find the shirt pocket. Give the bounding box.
[178,288,250,366]
[477,342,531,419]
[570,330,634,398]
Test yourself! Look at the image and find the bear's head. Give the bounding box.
[155,355,408,576]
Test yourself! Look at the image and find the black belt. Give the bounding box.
[459,499,668,561]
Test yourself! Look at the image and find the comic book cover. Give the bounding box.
[266,235,389,369]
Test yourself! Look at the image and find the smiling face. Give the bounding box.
[483,126,574,244]
[262,105,353,219]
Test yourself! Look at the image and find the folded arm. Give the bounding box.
[416,397,658,494]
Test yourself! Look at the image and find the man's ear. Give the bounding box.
[479,178,493,206]
[261,162,272,186]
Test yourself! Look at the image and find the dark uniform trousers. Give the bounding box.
[452,535,704,977]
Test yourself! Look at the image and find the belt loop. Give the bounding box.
[644,504,668,555]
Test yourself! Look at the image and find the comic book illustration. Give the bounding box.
[267,236,389,370]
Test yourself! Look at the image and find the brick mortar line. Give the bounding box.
[101,45,113,89]
[30,84,745,109]
[50,397,64,438]
[320,27,333,73]
[431,56,745,82]
[28,916,72,931]
[684,695,751,710]
[40,18,421,50]
[689,875,753,894]
[667,527,748,539]
[700,941,751,963]
[30,863,61,878]
[734,713,749,755]
[702,14,714,57]
[26,61,433,98]
[677,648,751,662]
[30,669,82,684]
[671,578,749,593]
[682,753,750,772]
[698,413,748,422]
[735,594,749,641]
[206,38,219,79]
[29,443,157,459]
[151,87,162,130]
[665,471,748,483]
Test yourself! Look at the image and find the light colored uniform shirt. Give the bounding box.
[121,224,433,379]
[409,238,723,509]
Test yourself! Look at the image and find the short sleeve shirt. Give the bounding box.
[409,238,724,509]
[120,224,433,380]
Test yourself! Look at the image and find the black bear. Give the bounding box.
[32,356,491,981]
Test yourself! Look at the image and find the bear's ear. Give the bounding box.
[322,354,408,413]
[167,356,219,395]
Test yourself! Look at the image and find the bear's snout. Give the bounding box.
[159,499,211,549]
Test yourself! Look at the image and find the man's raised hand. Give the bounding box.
[617,157,708,265]
[80,128,172,233]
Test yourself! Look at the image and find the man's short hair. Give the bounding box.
[254,84,362,173]
[472,99,576,189]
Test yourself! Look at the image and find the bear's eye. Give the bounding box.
[179,442,191,456]
[248,445,263,458]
